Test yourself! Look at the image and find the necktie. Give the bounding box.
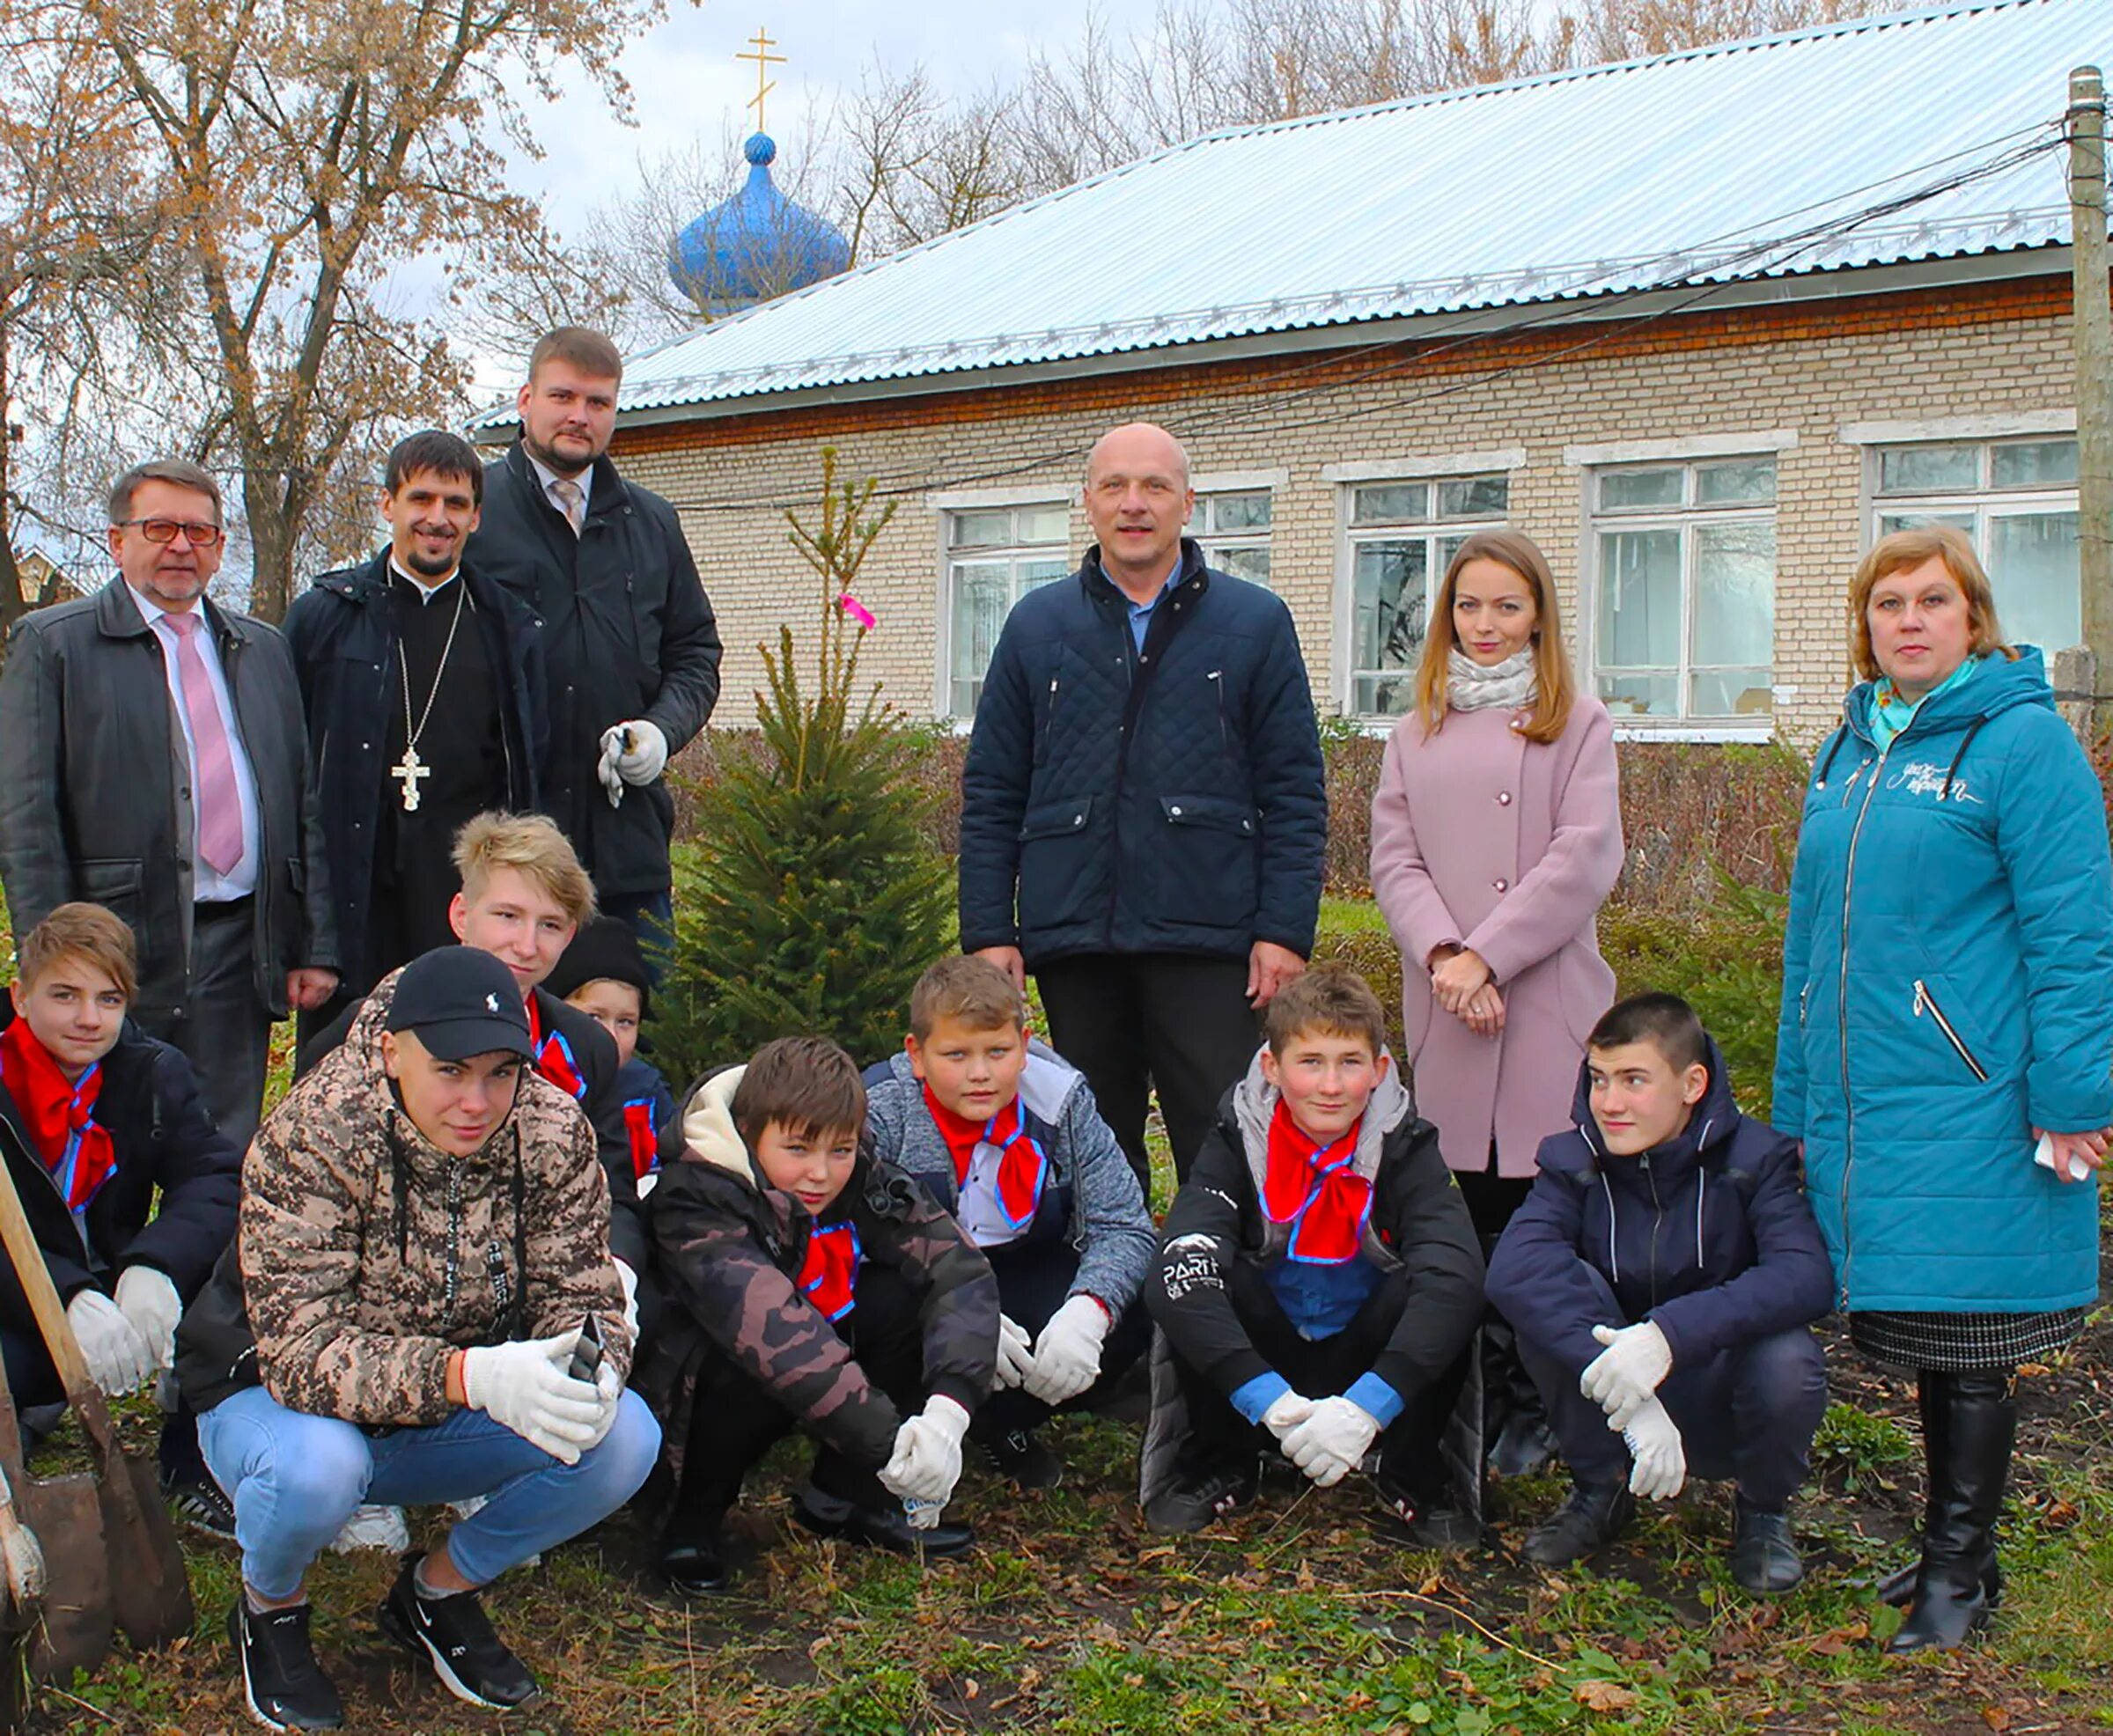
[548,476,584,536]
[160,611,244,877]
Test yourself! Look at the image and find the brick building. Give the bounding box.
[476,0,2103,747]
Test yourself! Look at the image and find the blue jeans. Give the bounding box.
[198,1386,660,1603]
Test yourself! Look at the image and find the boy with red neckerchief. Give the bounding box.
[641,1037,999,1597]
[0,904,240,1531]
[864,956,1156,1490]
[1143,964,1484,1539]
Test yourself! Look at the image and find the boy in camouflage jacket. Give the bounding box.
[175,948,659,1731]
[640,1036,999,1596]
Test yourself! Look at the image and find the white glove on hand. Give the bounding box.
[600,719,668,789]
[581,1362,624,1452]
[992,1313,1034,1391]
[878,1394,971,1506]
[612,1258,642,1342]
[1023,1295,1110,1406]
[1581,1320,1674,1431]
[114,1266,182,1372]
[461,1330,604,1464]
[595,730,626,806]
[68,1289,154,1395]
[1621,1395,1688,1501]
[1261,1390,1314,1445]
[1280,1394,1383,1489]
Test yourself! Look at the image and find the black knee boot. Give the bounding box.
[1888,1370,2014,1653]
[1877,1372,2002,1610]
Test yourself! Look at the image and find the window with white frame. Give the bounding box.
[945,502,1070,717]
[1872,437,2080,651]
[1592,456,1776,724]
[1192,489,1274,586]
[1342,474,1509,717]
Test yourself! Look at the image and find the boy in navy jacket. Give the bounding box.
[548,916,679,1194]
[1486,993,1831,1592]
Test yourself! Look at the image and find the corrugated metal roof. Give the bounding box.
[497,0,2110,422]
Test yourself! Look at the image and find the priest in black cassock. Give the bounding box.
[285,430,548,1041]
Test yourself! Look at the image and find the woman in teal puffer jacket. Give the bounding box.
[1775,526,2113,1654]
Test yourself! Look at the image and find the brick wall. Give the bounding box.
[612,274,2080,747]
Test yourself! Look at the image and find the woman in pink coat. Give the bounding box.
[1369,529,1623,1475]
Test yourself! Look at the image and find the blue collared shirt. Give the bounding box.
[1124,565,1183,652]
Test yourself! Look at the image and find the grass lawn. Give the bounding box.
[11,894,2113,1732]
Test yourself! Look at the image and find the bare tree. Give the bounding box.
[0,8,183,636]
[1570,0,1901,61]
[34,0,687,622]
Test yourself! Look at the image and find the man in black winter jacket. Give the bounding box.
[464,327,721,949]
[1,903,240,1527]
[961,422,1326,1190]
[1487,993,1832,1593]
[286,431,548,1033]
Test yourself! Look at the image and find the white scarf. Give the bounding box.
[1447,646,1537,714]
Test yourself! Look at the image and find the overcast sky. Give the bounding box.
[520,1,1108,238]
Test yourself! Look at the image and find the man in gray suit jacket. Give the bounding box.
[0,460,337,1149]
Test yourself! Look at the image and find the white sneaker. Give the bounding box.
[329,1504,409,1554]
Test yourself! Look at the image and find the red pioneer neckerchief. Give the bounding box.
[1261,1098,1372,1265]
[796,1219,861,1322]
[923,1085,1048,1232]
[0,1019,119,1214]
[524,996,586,1101]
[622,1097,659,1180]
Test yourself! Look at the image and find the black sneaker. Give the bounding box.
[228,1600,344,1732]
[166,1464,238,1540]
[1521,1480,1635,1566]
[1372,1473,1483,1552]
[975,1425,1064,1490]
[791,1494,976,1557]
[658,1518,733,1597]
[1144,1455,1260,1534]
[376,1555,541,1711]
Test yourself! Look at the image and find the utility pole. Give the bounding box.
[2071,65,2113,732]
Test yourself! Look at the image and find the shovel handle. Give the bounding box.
[0,1157,135,1491]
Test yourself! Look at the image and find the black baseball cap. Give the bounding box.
[385,947,534,1061]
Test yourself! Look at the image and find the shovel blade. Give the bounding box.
[97,1455,193,1652]
[15,1475,111,1683]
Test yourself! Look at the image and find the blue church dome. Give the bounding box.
[668,134,850,313]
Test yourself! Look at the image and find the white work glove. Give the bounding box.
[1581,1320,1674,1431]
[1261,1389,1314,1445]
[1280,1394,1383,1489]
[599,719,668,794]
[67,1289,154,1396]
[878,1394,971,1507]
[581,1363,624,1452]
[612,1258,641,1342]
[114,1265,182,1372]
[460,1329,604,1465]
[328,1504,410,1554]
[992,1313,1034,1391]
[1022,1295,1110,1406]
[1620,1395,1688,1501]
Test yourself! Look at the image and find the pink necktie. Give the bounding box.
[160,611,244,876]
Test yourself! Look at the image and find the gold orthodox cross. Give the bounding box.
[392,744,431,813]
[738,27,786,133]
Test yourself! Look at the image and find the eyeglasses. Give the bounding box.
[114,518,225,548]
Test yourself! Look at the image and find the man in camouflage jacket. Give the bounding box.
[175,947,660,1729]
[640,1051,999,1593]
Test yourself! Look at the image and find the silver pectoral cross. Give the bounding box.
[392,745,431,812]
